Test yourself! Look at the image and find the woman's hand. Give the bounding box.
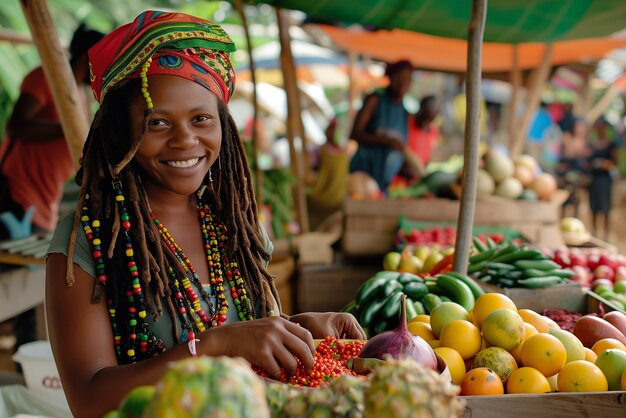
[288,312,367,340]
[202,316,315,379]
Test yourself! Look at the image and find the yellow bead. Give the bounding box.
[81,215,89,222]
[133,283,140,289]
[92,220,100,227]
[126,249,134,257]
[93,239,101,245]
[138,311,146,319]
[115,195,124,201]
[127,349,135,357]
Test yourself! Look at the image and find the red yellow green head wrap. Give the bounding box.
[88,10,236,104]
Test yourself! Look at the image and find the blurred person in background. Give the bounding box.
[0,23,104,358]
[588,117,620,241]
[403,95,441,179]
[555,118,590,220]
[349,60,413,190]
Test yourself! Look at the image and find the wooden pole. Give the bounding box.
[234,0,264,207]
[507,44,521,149]
[19,0,88,167]
[576,73,593,117]
[345,51,358,140]
[510,43,553,158]
[585,74,626,126]
[452,0,487,275]
[276,8,310,233]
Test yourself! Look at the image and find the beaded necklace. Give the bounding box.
[82,183,254,364]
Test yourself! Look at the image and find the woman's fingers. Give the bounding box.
[283,319,315,354]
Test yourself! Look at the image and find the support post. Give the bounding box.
[234,0,264,206]
[19,0,88,167]
[276,8,310,233]
[507,44,521,149]
[452,0,487,275]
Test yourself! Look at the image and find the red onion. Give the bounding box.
[359,294,438,371]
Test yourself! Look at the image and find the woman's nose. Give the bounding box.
[168,124,198,148]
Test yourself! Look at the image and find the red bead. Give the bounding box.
[178,307,186,314]
[122,220,131,230]
[128,261,136,267]
[140,341,147,347]
[175,292,183,299]
[187,331,195,340]
[133,287,141,294]
[98,274,107,283]
[219,314,227,323]
[130,333,137,339]
[129,307,136,313]
[93,250,102,258]
[131,271,139,277]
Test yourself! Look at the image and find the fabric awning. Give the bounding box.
[313,24,626,73]
[241,0,626,43]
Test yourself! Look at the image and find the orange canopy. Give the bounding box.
[316,24,626,73]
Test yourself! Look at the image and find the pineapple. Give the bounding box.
[266,374,367,418]
[364,357,464,418]
[143,356,270,418]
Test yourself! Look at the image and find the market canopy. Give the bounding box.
[241,0,626,43]
[313,24,626,74]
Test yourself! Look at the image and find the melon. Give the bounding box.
[519,189,539,201]
[347,171,381,199]
[494,177,523,199]
[514,165,534,187]
[484,150,514,182]
[529,173,557,200]
[476,169,495,195]
[514,154,538,175]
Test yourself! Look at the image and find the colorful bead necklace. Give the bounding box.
[82,182,254,364]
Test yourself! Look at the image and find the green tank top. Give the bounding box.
[47,213,274,349]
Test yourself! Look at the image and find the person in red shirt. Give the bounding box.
[405,95,441,178]
[0,23,103,357]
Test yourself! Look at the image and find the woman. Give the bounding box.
[348,60,413,190]
[45,11,364,418]
[588,118,619,241]
[555,118,590,219]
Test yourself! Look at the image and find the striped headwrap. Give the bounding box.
[88,10,236,104]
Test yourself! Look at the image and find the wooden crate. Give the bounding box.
[297,259,381,313]
[268,255,296,316]
[342,191,567,257]
[477,280,585,313]
[462,391,626,418]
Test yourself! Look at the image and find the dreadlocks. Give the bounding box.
[66,78,278,363]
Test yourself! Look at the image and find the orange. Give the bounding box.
[520,333,567,377]
[428,339,441,349]
[408,314,431,324]
[481,309,525,351]
[517,309,549,333]
[460,367,504,396]
[472,293,517,328]
[439,320,482,360]
[506,367,551,394]
[407,321,436,341]
[434,347,466,385]
[472,347,518,383]
[584,347,598,363]
[510,323,539,365]
[591,338,626,356]
[557,360,608,392]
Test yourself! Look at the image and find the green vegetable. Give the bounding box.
[436,274,475,311]
[445,271,485,299]
[421,293,443,314]
[383,279,403,296]
[402,281,429,300]
[412,300,426,315]
[356,277,387,305]
[514,259,561,271]
[516,276,564,288]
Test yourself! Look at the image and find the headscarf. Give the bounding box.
[88,10,236,104]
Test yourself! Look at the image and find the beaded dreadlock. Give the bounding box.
[66,78,280,364]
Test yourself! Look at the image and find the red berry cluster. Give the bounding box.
[253,336,364,387]
[542,308,583,332]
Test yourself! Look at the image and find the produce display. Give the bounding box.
[400,294,626,395]
[469,239,574,289]
[104,350,464,418]
[252,337,364,387]
[343,270,484,336]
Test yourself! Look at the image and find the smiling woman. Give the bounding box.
[43,10,364,418]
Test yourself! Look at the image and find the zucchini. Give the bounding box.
[514,259,561,271]
[516,276,564,288]
[403,281,429,300]
[355,276,387,305]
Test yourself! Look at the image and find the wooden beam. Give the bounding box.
[510,43,553,158]
[276,8,310,233]
[234,0,264,207]
[0,28,33,44]
[345,51,358,140]
[453,0,487,275]
[585,74,626,126]
[19,0,88,167]
[507,44,521,150]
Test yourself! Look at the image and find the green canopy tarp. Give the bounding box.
[242,0,626,43]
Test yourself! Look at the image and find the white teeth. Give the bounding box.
[166,158,199,168]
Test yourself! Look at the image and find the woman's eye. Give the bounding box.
[148,119,168,127]
[193,115,210,123]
